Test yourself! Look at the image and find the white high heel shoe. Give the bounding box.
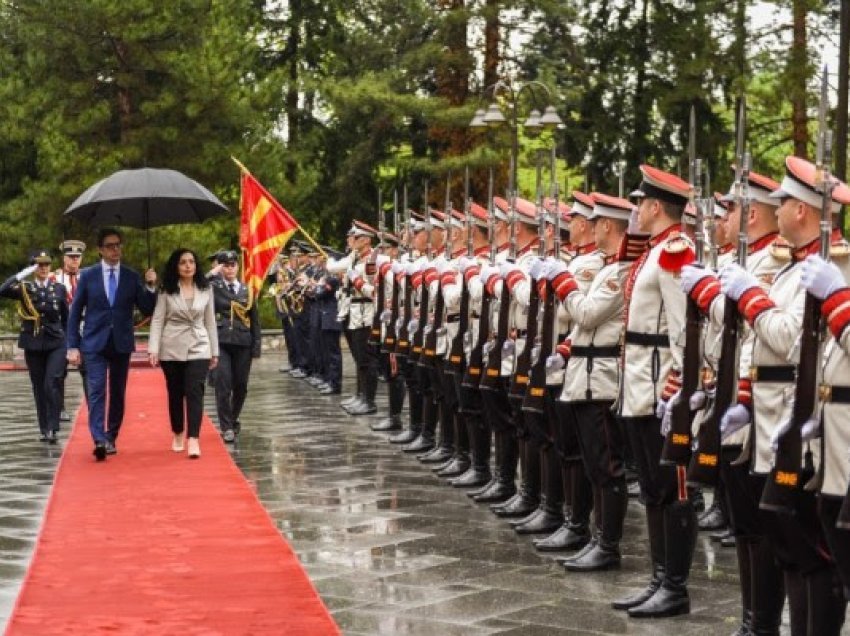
[172,432,185,452]
[187,437,201,459]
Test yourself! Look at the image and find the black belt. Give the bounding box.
[446,313,460,323]
[557,333,568,342]
[516,329,528,338]
[571,345,621,358]
[749,365,795,383]
[822,385,850,403]
[350,298,371,304]
[624,331,669,348]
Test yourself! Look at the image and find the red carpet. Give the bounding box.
[5,369,339,635]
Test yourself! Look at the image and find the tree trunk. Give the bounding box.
[285,0,301,183]
[629,0,651,173]
[484,0,500,89]
[790,0,809,158]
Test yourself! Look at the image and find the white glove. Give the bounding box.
[457,256,475,272]
[391,261,405,275]
[769,418,793,453]
[395,317,405,332]
[627,206,641,234]
[546,260,569,281]
[479,264,499,285]
[719,263,760,302]
[422,325,432,336]
[380,309,392,324]
[801,417,821,443]
[680,264,711,294]
[800,254,847,300]
[482,340,495,356]
[530,345,541,364]
[499,261,519,279]
[545,353,565,372]
[406,261,421,275]
[659,390,681,437]
[689,390,707,411]
[529,257,547,281]
[502,339,515,356]
[16,265,38,281]
[376,254,390,267]
[720,404,750,442]
[436,260,451,275]
[346,269,359,283]
[407,319,419,335]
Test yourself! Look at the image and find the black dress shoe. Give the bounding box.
[720,533,736,548]
[627,586,690,618]
[60,410,70,422]
[472,481,516,504]
[233,420,242,435]
[389,429,419,444]
[698,501,727,531]
[318,385,341,395]
[348,401,377,415]
[627,481,641,498]
[491,493,538,518]
[513,509,564,535]
[402,435,435,453]
[314,381,330,391]
[611,571,663,610]
[39,431,49,443]
[436,458,470,477]
[418,446,453,464]
[371,417,402,432]
[562,542,622,571]
[453,469,492,489]
[105,441,117,455]
[46,430,58,445]
[711,527,733,543]
[535,524,590,552]
[465,476,497,497]
[93,444,107,461]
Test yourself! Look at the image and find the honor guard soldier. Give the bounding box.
[343,220,380,415]
[373,232,405,431]
[545,193,629,569]
[53,239,87,414]
[0,250,68,443]
[681,169,787,635]
[207,250,261,442]
[717,156,850,634]
[613,164,697,618]
[533,191,602,550]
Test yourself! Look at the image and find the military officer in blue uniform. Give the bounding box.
[207,250,261,442]
[0,249,69,443]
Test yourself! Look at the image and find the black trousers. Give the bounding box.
[293,311,311,371]
[572,400,625,487]
[350,327,379,402]
[25,347,66,435]
[322,329,342,390]
[161,359,209,438]
[214,344,253,432]
[623,415,684,507]
[281,316,297,367]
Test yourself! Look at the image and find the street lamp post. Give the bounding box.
[469,80,563,198]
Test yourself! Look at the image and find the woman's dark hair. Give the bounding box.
[160,248,209,294]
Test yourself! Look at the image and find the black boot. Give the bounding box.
[465,424,497,495]
[453,416,491,488]
[550,460,592,547]
[564,479,626,572]
[749,537,784,636]
[513,449,563,534]
[390,386,423,444]
[418,401,454,462]
[403,396,436,453]
[730,536,754,636]
[698,498,727,531]
[785,569,807,636]
[491,438,539,517]
[437,413,471,477]
[613,504,665,610]
[389,420,420,444]
[473,431,517,504]
[628,500,696,618]
[372,377,405,431]
[805,567,847,636]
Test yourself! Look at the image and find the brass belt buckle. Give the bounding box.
[819,383,832,402]
[749,366,758,382]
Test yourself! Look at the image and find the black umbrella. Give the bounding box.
[64,167,230,264]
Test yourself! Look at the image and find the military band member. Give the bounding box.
[681,170,786,635]
[0,250,68,443]
[717,156,850,634]
[275,251,299,373]
[546,194,629,570]
[52,239,87,414]
[613,165,697,618]
[206,250,261,442]
[312,253,343,395]
[343,220,380,415]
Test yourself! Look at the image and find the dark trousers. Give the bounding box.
[293,312,311,371]
[321,329,342,390]
[161,359,209,438]
[83,340,131,445]
[308,303,323,376]
[25,347,66,434]
[350,327,379,402]
[281,317,297,367]
[572,400,624,487]
[214,344,253,432]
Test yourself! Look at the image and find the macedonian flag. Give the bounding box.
[239,171,298,302]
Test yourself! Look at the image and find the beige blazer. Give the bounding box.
[148,287,219,361]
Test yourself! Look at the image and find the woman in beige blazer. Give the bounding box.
[148,248,219,458]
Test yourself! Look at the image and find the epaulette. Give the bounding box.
[658,232,695,273]
[769,238,792,262]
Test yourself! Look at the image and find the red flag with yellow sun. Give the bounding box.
[239,171,298,303]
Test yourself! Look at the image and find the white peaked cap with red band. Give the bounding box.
[770,155,850,213]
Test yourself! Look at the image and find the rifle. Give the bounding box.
[761,67,833,514]
[523,147,560,414]
[382,189,400,352]
[395,186,413,357]
[688,101,748,486]
[661,106,701,468]
[369,189,386,346]
[480,157,517,393]
[447,167,472,374]
[422,173,452,367]
[409,180,431,364]
[509,151,546,400]
[461,167,496,390]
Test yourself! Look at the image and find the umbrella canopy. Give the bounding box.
[64,168,229,228]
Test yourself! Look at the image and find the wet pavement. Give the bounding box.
[0,359,846,634]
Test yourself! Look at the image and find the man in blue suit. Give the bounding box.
[67,227,157,461]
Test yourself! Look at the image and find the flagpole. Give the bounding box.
[231,156,327,258]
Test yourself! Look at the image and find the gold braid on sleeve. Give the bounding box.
[230,300,251,328]
[17,284,41,335]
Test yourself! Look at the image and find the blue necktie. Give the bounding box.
[107,268,117,306]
